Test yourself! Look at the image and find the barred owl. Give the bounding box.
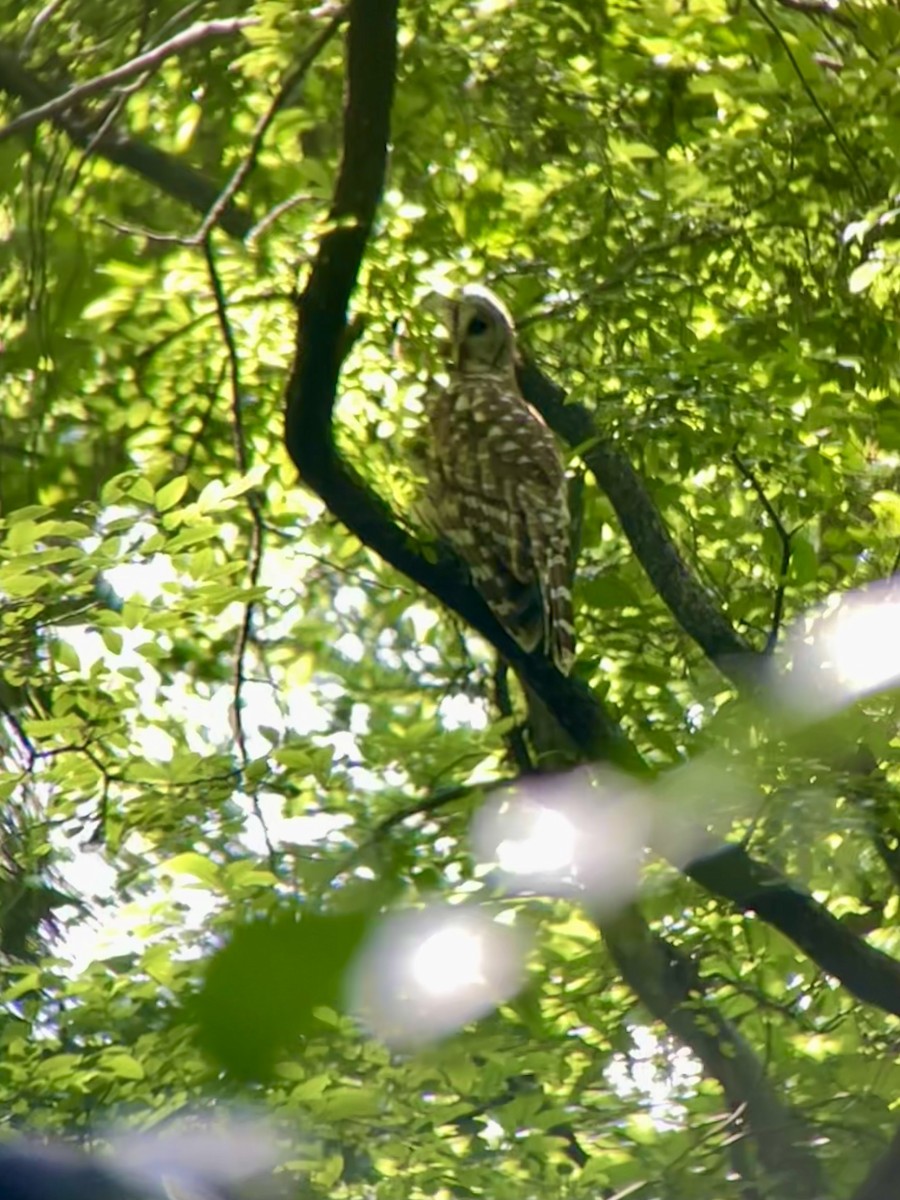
[423,284,575,674]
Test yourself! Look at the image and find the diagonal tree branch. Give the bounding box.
[603,905,824,1196]
[282,0,638,771]
[683,842,900,1015]
[516,359,762,687]
[0,19,257,143]
[186,8,346,245]
[513,367,900,1012]
[0,47,254,239]
[731,450,794,653]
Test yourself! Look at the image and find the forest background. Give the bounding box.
[3,1,900,1198]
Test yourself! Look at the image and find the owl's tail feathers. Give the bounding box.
[545,563,576,676]
[470,558,545,659]
[519,506,575,676]
[471,557,575,676]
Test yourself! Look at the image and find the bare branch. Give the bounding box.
[772,0,857,31]
[0,48,254,238]
[188,8,346,245]
[280,0,900,1024]
[492,662,533,773]
[21,0,67,56]
[746,0,867,194]
[203,239,275,870]
[0,19,257,144]
[282,0,645,769]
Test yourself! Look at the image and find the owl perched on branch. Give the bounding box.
[423,284,575,674]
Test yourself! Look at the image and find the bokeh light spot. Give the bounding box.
[348,907,526,1047]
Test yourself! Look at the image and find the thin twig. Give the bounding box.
[322,776,517,895]
[0,706,36,767]
[747,0,868,195]
[203,238,275,869]
[68,74,149,193]
[246,192,316,244]
[21,0,67,55]
[68,12,342,245]
[188,8,346,245]
[731,451,793,654]
[146,0,207,49]
[0,18,257,143]
[772,0,857,32]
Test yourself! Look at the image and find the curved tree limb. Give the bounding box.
[281,0,638,772]
[603,905,824,1197]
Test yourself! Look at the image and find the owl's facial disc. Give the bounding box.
[456,298,514,371]
[423,284,516,373]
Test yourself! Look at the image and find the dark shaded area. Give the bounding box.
[0,1145,135,1200]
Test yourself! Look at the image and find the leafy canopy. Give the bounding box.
[1,1,900,1198]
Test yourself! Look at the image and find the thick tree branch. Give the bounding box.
[603,906,824,1196]
[512,366,900,1011]
[684,843,900,1015]
[282,0,638,769]
[0,47,254,239]
[516,359,762,688]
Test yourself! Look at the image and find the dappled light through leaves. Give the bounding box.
[4,0,900,1196]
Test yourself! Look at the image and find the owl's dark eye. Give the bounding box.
[467,316,489,336]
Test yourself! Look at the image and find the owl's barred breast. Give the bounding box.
[430,374,565,490]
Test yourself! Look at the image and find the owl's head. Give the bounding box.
[427,285,517,376]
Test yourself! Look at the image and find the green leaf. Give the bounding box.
[848,259,882,294]
[160,853,222,887]
[194,913,369,1080]
[102,1051,145,1081]
[155,476,190,512]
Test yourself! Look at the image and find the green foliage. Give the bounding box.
[195,912,369,1080]
[1,0,900,1197]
